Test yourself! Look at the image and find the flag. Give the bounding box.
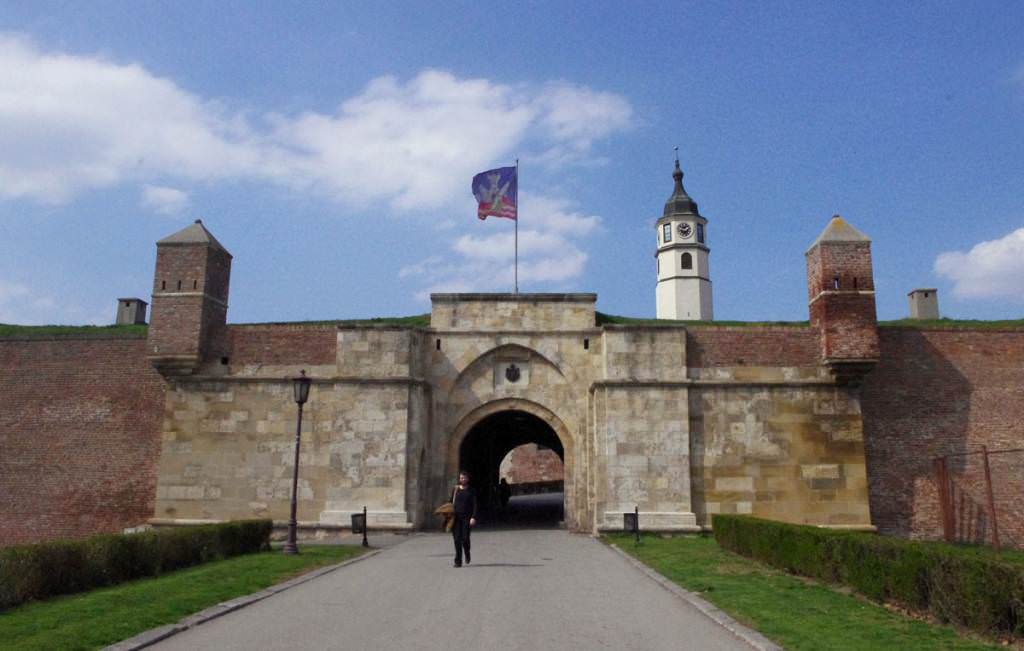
[472,166,517,220]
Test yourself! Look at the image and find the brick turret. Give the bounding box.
[147,220,232,374]
[805,215,879,384]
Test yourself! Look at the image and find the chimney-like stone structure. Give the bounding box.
[147,220,232,375]
[805,215,879,384]
[115,298,148,325]
[908,288,939,319]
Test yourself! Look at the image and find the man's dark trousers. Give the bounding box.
[452,515,471,566]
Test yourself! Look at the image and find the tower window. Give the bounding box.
[436,338,441,351]
[681,252,693,270]
[696,224,705,244]
[193,280,198,290]
[833,276,840,289]
[583,338,590,350]
[177,280,182,291]
[662,223,672,243]
[161,281,166,290]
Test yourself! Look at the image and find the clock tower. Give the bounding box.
[655,156,713,320]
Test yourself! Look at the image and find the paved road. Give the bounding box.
[152,529,754,650]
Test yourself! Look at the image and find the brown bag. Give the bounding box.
[433,502,455,532]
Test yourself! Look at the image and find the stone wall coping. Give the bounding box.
[430,292,597,302]
[429,328,602,336]
[590,377,836,391]
[179,374,430,387]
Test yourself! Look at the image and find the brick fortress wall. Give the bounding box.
[0,336,167,547]
[862,327,1024,547]
[500,443,565,485]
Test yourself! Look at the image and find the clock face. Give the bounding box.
[677,222,692,238]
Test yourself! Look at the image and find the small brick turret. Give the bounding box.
[147,220,232,374]
[805,215,879,384]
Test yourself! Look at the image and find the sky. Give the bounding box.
[1,1,1022,326]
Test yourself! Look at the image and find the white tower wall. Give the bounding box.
[654,159,713,321]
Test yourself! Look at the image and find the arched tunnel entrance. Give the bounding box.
[459,409,565,528]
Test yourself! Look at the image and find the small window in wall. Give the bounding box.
[833,276,840,289]
[436,338,441,351]
[177,280,182,290]
[681,252,693,269]
[161,281,166,290]
[583,338,590,350]
[696,223,705,244]
[662,223,672,243]
[193,280,198,290]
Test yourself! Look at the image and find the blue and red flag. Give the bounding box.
[472,166,517,220]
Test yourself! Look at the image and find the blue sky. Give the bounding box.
[1,1,1022,325]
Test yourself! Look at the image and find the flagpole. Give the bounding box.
[514,158,519,295]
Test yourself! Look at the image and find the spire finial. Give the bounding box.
[672,148,683,189]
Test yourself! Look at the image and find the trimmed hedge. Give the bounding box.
[713,514,1024,637]
[0,520,272,610]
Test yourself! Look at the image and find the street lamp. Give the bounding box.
[283,370,312,554]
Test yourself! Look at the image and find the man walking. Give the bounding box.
[452,470,477,568]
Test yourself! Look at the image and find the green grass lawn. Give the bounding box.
[0,545,367,651]
[605,534,1003,651]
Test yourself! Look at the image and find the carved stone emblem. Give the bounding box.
[505,363,521,383]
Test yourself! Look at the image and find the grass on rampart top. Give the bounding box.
[604,533,1003,650]
[595,312,810,327]
[0,323,148,338]
[878,317,1024,329]
[231,314,432,327]
[0,545,367,651]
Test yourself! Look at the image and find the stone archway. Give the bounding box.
[447,398,582,530]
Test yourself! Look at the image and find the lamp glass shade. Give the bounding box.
[292,371,312,404]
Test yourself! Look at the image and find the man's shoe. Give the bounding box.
[453,562,462,568]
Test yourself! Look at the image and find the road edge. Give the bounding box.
[605,542,783,651]
[104,548,383,651]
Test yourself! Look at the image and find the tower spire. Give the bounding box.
[664,152,698,217]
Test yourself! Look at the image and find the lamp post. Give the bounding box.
[283,370,312,555]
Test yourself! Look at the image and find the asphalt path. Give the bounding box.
[151,528,754,650]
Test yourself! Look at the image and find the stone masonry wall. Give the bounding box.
[691,382,871,528]
[430,294,596,331]
[153,379,414,528]
[0,336,166,547]
[861,327,1024,547]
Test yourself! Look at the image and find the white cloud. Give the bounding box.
[400,194,601,297]
[934,227,1024,301]
[0,35,631,209]
[141,185,190,215]
[0,279,106,324]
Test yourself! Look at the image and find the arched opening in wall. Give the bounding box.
[459,410,565,528]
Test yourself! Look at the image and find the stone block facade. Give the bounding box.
[2,217,1022,547]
